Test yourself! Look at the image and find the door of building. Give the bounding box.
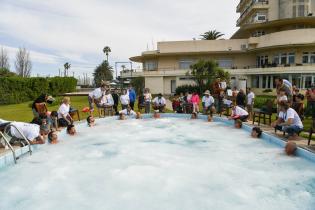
[171,80,176,94]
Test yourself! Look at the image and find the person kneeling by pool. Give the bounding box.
[234,119,243,129]
[229,104,249,122]
[271,101,303,140]
[251,127,262,138]
[67,124,76,136]
[87,116,95,127]
[48,131,59,144]
[9,122,45,145]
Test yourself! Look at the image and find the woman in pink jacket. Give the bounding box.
[191,92,200,113]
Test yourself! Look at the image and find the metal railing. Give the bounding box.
[237,0,269,25]
[4,124,32,156]
[0,131,17,164]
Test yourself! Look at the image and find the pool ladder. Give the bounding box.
[0,124,32,164]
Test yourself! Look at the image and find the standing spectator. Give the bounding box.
[246,88,255,120]
[172,94,181,113]
[191,92,200,113]
[128,85,136,110]
[305,85,315,118]
[138,92,145,113]
[143,88,152,113]
[88,83,107,117]
[120,89,130,110]
[57,97,73,127]
[202,90,215,115]
[152,93,166,113]
[292,94,305,121]
[275,78,292,102]
[31,93,55,117]
[212,77,223,112]
[236,89,246,109]
[112,88,119,115]
[292,85,299,103]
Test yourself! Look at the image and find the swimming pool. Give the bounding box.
[0,115,315,210]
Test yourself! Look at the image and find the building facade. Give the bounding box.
[123,0,315,95]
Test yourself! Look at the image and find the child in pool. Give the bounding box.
[251,127,262,138]
[191,112,198,119]
[285,141,297,156]
[136,112,142,119]
[207,115,212,122]
[67,124,76,136]
[234,119,243,129]
[87,116,95,127]
[153,110,160,119]
[48,131,59,144]
[119,113,126,120]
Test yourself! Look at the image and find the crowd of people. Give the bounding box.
[1,77,314,157]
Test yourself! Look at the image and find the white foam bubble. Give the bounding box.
[0,117,315,210]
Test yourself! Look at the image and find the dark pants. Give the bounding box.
[275,125,303,136]
[235,115,249,122]
[121,104,128,110]
[58,118,70,127]
[130,101,135,110]
[307,101,315,118]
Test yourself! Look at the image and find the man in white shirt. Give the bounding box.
[229,104,249,122]
[202,90,215,115]
[88,83,107,116]
[120,89,130,110]
[246,88,255,120]
[272,101,303,140]
[10,122,45,145]
[152,93,166,113]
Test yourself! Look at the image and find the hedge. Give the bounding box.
[0,77,77,105]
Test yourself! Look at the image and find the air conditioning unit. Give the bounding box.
[241,44,248,50]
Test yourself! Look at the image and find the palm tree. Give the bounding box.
[103,46,111,62]
[64,62,71,77]
[121,65,126,72]
[200,30,225,40]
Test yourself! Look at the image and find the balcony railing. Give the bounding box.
[236,0,269,26]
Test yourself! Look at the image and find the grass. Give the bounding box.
[0,96,172,122]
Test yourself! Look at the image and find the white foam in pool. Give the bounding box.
[0,117,315,210]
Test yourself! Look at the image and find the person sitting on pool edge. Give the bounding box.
[285,141,297,156]
[234,119,243,129]
[251,127,262,138]
[67,124,76,136]
[191,112,198,119]
[153,110,161,119]
[87,116,95,127]
[229,104,249,122]
[48,131,59,144]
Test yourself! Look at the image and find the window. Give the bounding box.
[280,53,287,64]
[179,60,193,69]
[288,53,295,64]
[310,52,315,63]
[145,61,157,71]
[302,52,309,63]
[256,55,268,67]
[217,60,233,68]
[273,55,280,65]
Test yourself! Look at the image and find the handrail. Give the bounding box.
[4,124,32,155]
[0,131,17,164]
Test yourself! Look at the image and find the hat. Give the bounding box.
[204,90,210,95]
[46,96,55,104]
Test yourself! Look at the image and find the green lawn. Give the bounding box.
[0,96,171,122]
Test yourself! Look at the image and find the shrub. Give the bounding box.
[0,77,77,105]
[175,85,203,95]
[262,89,273,93]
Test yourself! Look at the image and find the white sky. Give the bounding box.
[0,0,239,78]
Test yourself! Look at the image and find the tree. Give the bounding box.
[103,46,111,62]
[0,68,16,77]
[200,30,224,40]
[93,61,113,86]
[64,62,71,77]
[121,65,126,71]
[0,47,10,69]
[15,47,32,77]
[187,59,230,93]
[130,77,145,94]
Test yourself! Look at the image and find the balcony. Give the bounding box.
[236,0,269,26]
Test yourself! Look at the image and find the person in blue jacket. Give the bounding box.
[128,85,137,110]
